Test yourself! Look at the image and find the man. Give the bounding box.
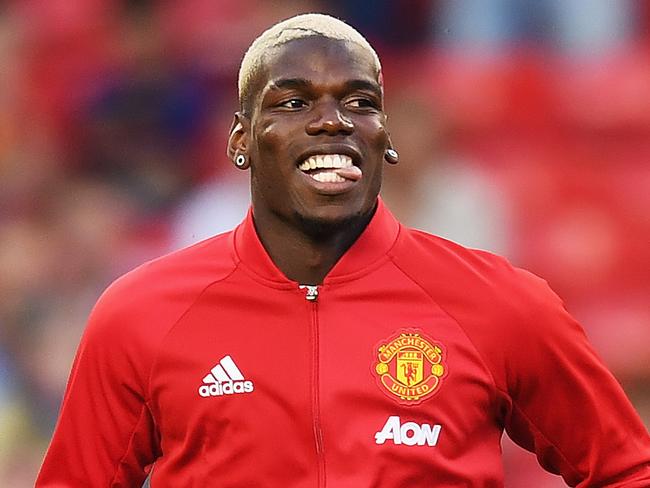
[37,13,650,487]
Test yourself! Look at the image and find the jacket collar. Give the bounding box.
[232,198,401,285]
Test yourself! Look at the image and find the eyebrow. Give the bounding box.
[344,79,382,98]
[269,78,311,91]
[269,77,382,97]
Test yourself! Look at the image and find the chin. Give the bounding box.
[293,201,376,239]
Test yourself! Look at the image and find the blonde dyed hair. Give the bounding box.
[238,13,382,112]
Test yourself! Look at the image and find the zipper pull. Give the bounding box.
[299,285,319,301]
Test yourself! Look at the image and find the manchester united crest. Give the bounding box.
[372,330,447,405]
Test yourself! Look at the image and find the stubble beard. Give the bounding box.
[292,203,376,241]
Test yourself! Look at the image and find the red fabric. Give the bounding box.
[37,200,650,487]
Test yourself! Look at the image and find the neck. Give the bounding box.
[251,205,375,284]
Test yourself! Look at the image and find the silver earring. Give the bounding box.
[235,154,246,167]
[385,148,399,164]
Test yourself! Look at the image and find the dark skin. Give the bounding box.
[228,36,395,284]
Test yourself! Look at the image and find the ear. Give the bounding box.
[227,112,251,168]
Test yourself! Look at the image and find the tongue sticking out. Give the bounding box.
[333,165,362,181]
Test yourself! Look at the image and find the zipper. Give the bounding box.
[301,284,325,486]
[300,285,319,301]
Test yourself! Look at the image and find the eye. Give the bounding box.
[346,97,378,110]
[279,98,308,109]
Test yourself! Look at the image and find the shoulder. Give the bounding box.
[390,226,551,311]
[87,231,239,346]
[62,231,241,398]
[389,226,580,387]
[112,231,237,299]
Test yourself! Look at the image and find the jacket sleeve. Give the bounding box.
[502,274,650,487]
[36,278,160,487]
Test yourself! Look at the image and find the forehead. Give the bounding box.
[260,37,380,93]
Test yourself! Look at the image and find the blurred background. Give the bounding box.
[1,0,649,485]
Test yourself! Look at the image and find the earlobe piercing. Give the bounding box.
[235,154,247,168]
[385,148,399,164]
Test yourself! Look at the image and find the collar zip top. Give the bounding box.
[300,285,319,301]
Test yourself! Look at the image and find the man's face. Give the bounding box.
[244,36,389,233]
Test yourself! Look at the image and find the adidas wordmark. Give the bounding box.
[198,355,254,397]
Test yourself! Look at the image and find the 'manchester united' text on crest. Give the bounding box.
[373,330,447,405]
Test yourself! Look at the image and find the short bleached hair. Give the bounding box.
[238,13,382,113]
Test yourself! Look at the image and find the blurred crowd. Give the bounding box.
[1,1,649,486]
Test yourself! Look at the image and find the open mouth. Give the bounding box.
[298,154,362,183]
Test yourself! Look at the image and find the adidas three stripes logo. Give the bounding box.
[198,355,254,398]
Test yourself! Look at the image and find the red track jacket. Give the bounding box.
[37,200,650,487]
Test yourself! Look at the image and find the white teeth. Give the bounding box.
[299,154,353,183]
[299,154,353,171]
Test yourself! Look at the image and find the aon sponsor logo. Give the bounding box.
[375,416,442,446]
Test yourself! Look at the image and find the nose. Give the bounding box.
[306,99,354,136]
